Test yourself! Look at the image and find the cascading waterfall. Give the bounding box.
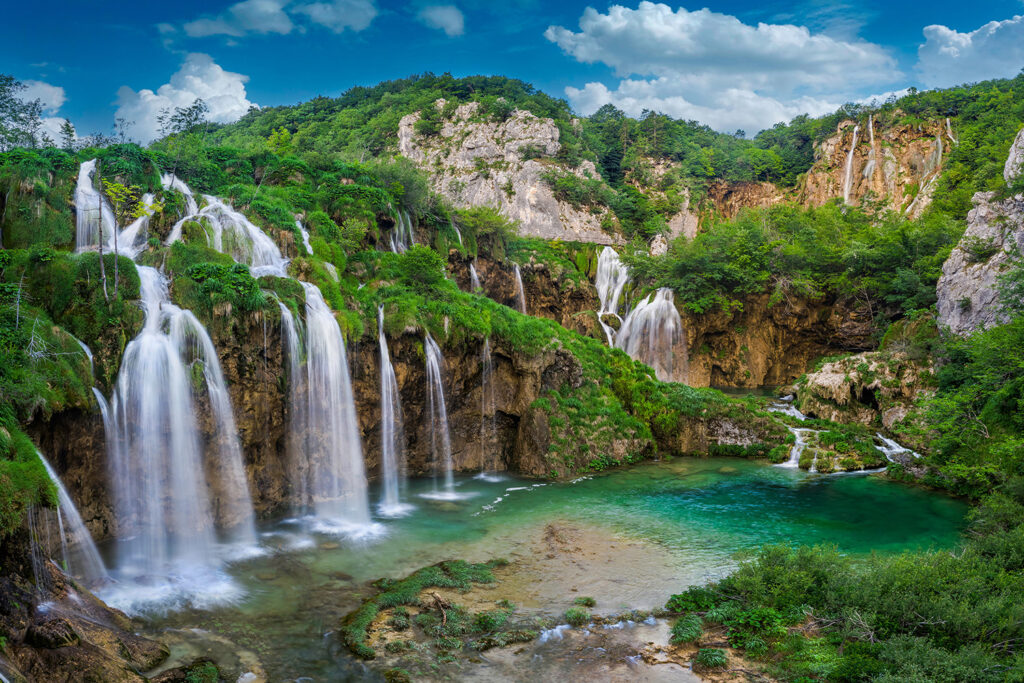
[450,219,463,246]
[513,264,527,314]
[875,434,921,462]
[377,307,411,516]
[279,302,308,508]
[595,247,630,345]
[297,282,376,533]
[115,193,156,260]
[421,333,470,500]
[946,117,958,144]
[389,210,415,253]
[476,337,500,480]
[37,452,108,586]
[842,124,860,204]
[469,263,482,292]
[74,159,116,252]
[781,428,816,468]
[161,173,199,215]
[616,288,688,383]
[297,219,313,256]
[863,115,877,180]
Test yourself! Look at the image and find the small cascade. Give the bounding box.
[469,263,482,292]
[595,247,630,345]
[842,124,860,204]
[74,159,116,253]
[450,219,463,246]
[779,428,817,469]
[422,333,470,500]
[513,264,527,314]
[296,282,376,533]
[166,195,288,277]
[116,193,156,259]
[477,337,500,479]
[323,262,339,282]
[768,396,807,421]
[867,114,875,145]
[875,434,921,462]
[946,117,958,144]
[296,219,313,256]
[616,288,688,383]
[162,173,199,215]
[389,211,415,253]
[37,452,108,586]
[377,306,412,517]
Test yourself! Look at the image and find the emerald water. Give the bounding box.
[137,458,967,681]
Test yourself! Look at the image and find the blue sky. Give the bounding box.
[4,0,1023,141]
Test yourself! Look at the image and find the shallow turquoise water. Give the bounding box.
[140,458,968,680]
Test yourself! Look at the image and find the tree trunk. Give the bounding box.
[96,172,109,303]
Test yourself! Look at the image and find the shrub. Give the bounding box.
[670,614,703,644]
[564,607,590,626]
[694,648,728,669]
[573,596,596,607]
[666,585,720,613]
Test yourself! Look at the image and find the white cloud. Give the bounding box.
[294,0,378,32]
[114,53,256,143]
[184,0,294,37]
[21,80,66,114]
[546,2,900,132]
[916,15,1024,88]
[417,5,465,37]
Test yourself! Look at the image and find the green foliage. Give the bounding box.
[670,614,703,644]
[564,607,590,626]
[184,661,220,683]
[693,648,728,669]
[572,596,596,607]
[666,585,720,613]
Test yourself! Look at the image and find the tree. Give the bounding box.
[59,119,76,151]
[0,74,43,151]
[156,98,210,179]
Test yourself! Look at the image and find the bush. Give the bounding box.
[666,585,720,613]
[694,648,728,669]
[572,596,596,607]
[564,607,590,626]
[670,614,703,644]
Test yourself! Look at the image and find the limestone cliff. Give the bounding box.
[937,127,1024,335]
[705,180,786,221]
[398,101,619,245]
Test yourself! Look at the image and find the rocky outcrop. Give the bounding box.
[800,117,950,217]
[706,180,786,220]
[398,101,619,245]
[682,292,875,388]
[796,351,933,431]
[936,191,1024,335]
[1006,127,1024,184]
[0,531,168,682]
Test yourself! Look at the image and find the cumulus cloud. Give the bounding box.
[181,0,377,38]
[417,5,465,36]
[114,53,256,143]
[546,2,900,132]
[21,80,66,113]
[294,0,378,32]
[916,15,1024,88]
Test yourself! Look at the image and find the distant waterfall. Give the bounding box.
[389,211,415,253]
[477,337,500,478]
[616,288,688,383]
[513,264,527,314]
[422,333,465,500]
[298,282,375,532]
[37,452,108,586]
[104,266,255,598]
[297,219,313,256]
[595,247,630,345]
[842,124,860,204]
[378,307,411,516]
[450,219,463,246]
[469,263,482,292]
[74,159,116,253]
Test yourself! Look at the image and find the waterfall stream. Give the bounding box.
[595,247,630,345]
[843,124,860,204]
[37,452,108,586]
[469,263,482,292]
[616,288,687,383]
[513,264,527,314]
[421,333,473,500]
[476,337,500,480]
[296,219,313,256]
[74,159,116,252]
[378,307,412,516]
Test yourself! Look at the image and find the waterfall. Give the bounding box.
[421,333,468,500]
[875,434,921,462]
[165,195,288,277]
[296,219,313,256]
[842,124,860,204]
[297,282,376,533]
[377,307,411,516]
[389,211,415,253]
[476,337,500,480]
[74,159,116,253]
[616,288,688,383]
[778,428,816,468]
[595,247,630,345]
[946,117,958,144]
[115,193,156,260]
[37,452,108,586]
[513,264,527,314]
[863,116,877,180]
[161,173,199,215]
[867,114,875,145]
[469,263,482,292]
[450,219,463,246]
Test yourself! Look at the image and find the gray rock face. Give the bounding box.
[399,101,621,244]
[1006,127,1024,184]
[936,191,1024,335]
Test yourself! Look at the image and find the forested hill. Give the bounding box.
[210,70,1024,211]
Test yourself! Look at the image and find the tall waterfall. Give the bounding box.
[297,282,375,533]
[422,333,465,500]
[74,159,116,252]
[842,124,860,204]
[595,247,630,345]
[513,264,527,314]
[377,307,411,516]
[477,337,500,479]
[102,266,255,607]
[279,303,308,507]
[616,288,688,383]
[469,263,482,292]
[37,452,108,586]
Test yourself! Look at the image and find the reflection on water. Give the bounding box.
[116,458,966,681]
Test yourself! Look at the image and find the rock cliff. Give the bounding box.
[398,101,619,245]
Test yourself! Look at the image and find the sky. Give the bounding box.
[3,0,1024,142]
